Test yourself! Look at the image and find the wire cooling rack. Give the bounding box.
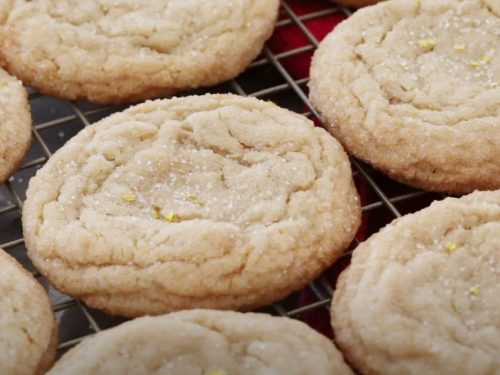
[0,0,444,358]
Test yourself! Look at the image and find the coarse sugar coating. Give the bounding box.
[0,249,57,375]
[310,0,500,193]
[332,190,500,375]
[23,94,361,317]
[0,0,279,104]
[0,67,31,182]
[48,309,354,375]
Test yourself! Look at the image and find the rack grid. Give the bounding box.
[0,0,442,357]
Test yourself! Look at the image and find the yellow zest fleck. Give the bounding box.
[480,54,492,63]
[187,194,205,207]
[445,242,457,253]
[491,82,499,88]
[0,83,4,89]
[208,370,226,375]
[151,208,161,220]
[468,286,481,296]
[470,55,492,68]
[164,210,180,223]
[121,193,136,202]
[417,37,436,50]
[453,44,466,51]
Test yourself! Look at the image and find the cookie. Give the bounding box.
[48,309,353,375]
[0,0,279,104]
[329,0,382,8]
[0,67,31,183]
[310,0,500,194]
[332,190,500,375]
[23,94,361,317]
[0,249,57,375]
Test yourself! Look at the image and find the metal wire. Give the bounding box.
[0,0,437,355]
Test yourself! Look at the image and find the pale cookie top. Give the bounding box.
[23,94,360,317]
[0,249,56,375]
[48,310,354,375]
[0,0,279,103]
[332,190,500,375]
[0,67,31,182]
[310,0,500,193]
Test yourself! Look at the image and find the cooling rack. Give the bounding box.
[0,0,443,357]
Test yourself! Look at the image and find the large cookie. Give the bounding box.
[23,94,361,317]
[0,249,57,375]
[0,0,279,104]
[332,190,500,375]
[0,67,31,183]
[48,310,354,374]
[310,0,500,193]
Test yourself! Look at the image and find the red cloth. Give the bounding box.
[267,0,348,81]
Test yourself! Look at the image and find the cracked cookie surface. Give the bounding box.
[48,309,354,375]
[332,190,500,375]
[0,0,279,104]
[23,94,361,317]
[0,249,57,375]
[310,0,500,193]
[0,67,31,182]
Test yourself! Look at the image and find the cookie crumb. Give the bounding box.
[470,54,492,68]
[468,286,481,296]
[417,37,436,50]
[122,193,136,202]
[445,242,457,253]
[164,210,181,223]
